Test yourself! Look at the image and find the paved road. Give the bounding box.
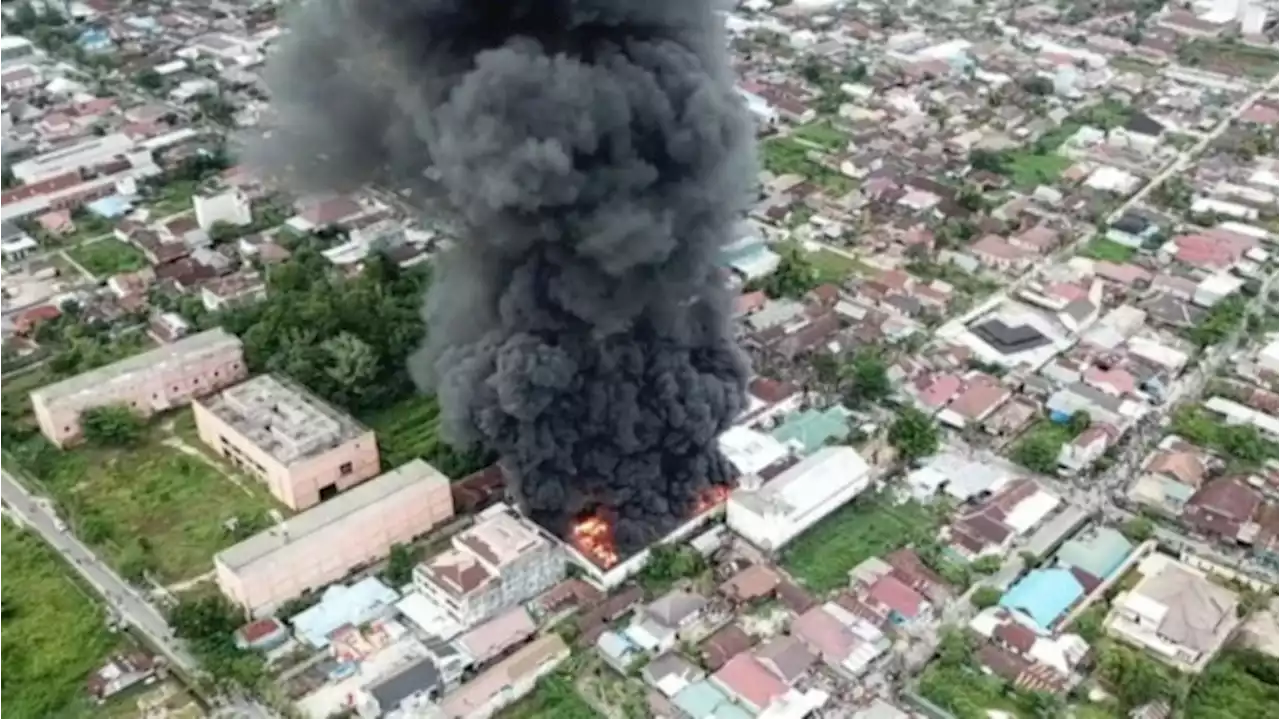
[2,470,276,719]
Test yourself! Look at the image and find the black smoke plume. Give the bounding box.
[254,0,755,553]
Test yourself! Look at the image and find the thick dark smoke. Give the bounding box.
[254,0,755,553]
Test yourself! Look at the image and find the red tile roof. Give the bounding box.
[713,654,788,710]
[1184,476,1263,539]
[865,574,927,619]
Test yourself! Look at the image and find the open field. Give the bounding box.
[1081,237,1136,263]
[7,416,281,584]
[1179,39,1278,80]
[361,394,492,478]
[66,238,148,277]
[498,673,601,719]
[1001,151,1072,188]
[760,137,854,195]
[792,121,850,151]
[783,493,939,593]
[1,522,121,719]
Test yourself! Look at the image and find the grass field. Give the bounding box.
[783,493,939,593]
[66,238,148,277]
[361,394,492,478]
[760,137,854,196]
[146,180,200,216]
[1001,151,1072,189]
[9,421,281,584]
[1179,39,1278,80]
[792,121,850,151]
[498,673,601,719]
[2,523,120,719]
[1081,237,1136,263]
[802,245,866,284]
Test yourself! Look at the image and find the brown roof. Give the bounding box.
[947,375,1009,419]
[535,579,603,614]
[720,564,781,603]
[754,636,815,684]
[775,580,816,614]
[1147,450,1206,488]
[977,643,1032,683]
[1184,476,1263,539]
[748,377,798,404]
[993,620,1036,654]
[883,548,949,592]
[701,624,756,670]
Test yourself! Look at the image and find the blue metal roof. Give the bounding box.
[998,568,1084,631]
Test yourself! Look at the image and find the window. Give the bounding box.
[318,483,339,501]
[339,461,353,476]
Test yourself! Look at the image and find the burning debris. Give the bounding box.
[254,0,754,555]
[568,484,733,570]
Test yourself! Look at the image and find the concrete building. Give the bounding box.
[193,374,380,510]
[31,328,246,447]
[215,460,455,616]
[193,189,253,231]
[727,446,871,551]
[1105,554,1240,672]
[414,503,564,628]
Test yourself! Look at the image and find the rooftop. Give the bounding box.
[216,460,450,571]
[199,374,367,466]
[31,328,242,405]
[998,568,1084,631]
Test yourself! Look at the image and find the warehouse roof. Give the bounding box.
[216,459,449,571]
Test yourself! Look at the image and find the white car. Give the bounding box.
[53,518,67,532]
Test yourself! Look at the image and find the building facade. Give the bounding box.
[414,504,564,628]
[31,328,247,447]
[193,374,380,510]
[215,459,455,616]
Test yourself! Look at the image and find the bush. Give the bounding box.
[970,586,1002,610]
[80,405,146,446]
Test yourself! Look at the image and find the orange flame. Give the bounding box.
[695,485,733,514]
[571,513,620,569]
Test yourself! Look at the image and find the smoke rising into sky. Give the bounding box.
[256,0,755,552]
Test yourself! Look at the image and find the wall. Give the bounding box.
[33,344,246,447]
[193,401,379,510]
[216,476,455,616]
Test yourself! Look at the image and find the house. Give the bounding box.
[790,602,890,679]
[700,624,756,671]
[1054,527,1134,584]
[948,479,1061,560]
[234,617,289,651]
[1109,112,1164,153]
[86,652,158,703]
[883,548,953,603]
[719,564,781,605]
[971,235,1035,272]
[596,630,644,673]
[711,653,789,713]
[1107,212,1160,248]
[938,374,1010,429]
[200,269,266,312]
[1045,381,1139,428]
[1057,423,1119,475]
[998,568,1086,632]
[862,574,932,626]
[754,636,815,685]
[1105,556,1239,672]
[625,590,709,653]
[643,652,705,698]
[1182,476,1264,545]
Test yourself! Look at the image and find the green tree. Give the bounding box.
[758,245,819,299]
[1121,516,1154,542]
[80,405,146,446]
[971,555,1002,574]
[383,543,420,587]
[134,68,163,91]
[1,165,17,189]
[888,407,940,463]
[1071,604,1107,643]
[1011,431,1062,475]
[1020,75,1055,96]
[208,221,242,244]
[1096,642,1176,710]
[321,332,380,408]
[1067,410,1091,435]
[841,349,891,407]
[968,149,1006,174]
[970,585,1002,609]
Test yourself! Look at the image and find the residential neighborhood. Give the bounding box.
[1,0,1277,718]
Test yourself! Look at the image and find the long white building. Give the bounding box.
[727,445,871,551]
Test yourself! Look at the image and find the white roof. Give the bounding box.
[1126,336,1189,371]
[719,426,790,476]
[1085,166,1139,194]
[395,592,463,641]
[733,446,868,520]
[1196,272,1244,296]
[1003,489,1061,535]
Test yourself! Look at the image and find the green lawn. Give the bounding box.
[7,420,281,584]
[760,137,854,196]
[361,395,492,479]
[1081,238,1136,263]
[783,493,939,593]
[1108,57,1159,76]
[2,523,121,719]
[808,248,864,283]
[792,121,849,151]
[498,673,601,719]
[146,180,199,216]
[1179,39,1279,80]
[66,238,147,277]
[1002,151,1072,188]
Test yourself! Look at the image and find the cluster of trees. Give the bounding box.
[969,585,1003,610]
[810,349,892,409]
[1171,404,1271,468]
[1009,412,1091,475]
[1095,641,1182,712]
[168,595,266,690]
[80,405,147,447]
[637,545,707,595]
[750,244,826,299]
[887,407,941,464]
[1185,648,1279,718]
[1153,175,1194,212]
[1188,295,1247,349]
[918,630,1064,719]
[382,543,422,587]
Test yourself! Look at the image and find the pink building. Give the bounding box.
[192,374,380,510]
[215,459,454,615]
[30,328,247,447]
